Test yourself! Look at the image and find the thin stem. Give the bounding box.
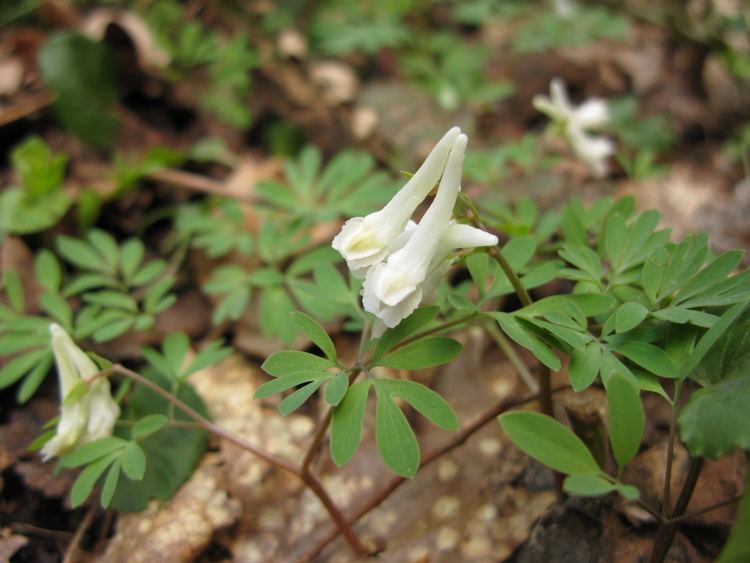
[649,456,704,563]
[392,312,480,352]
[62,503,97,563]
[662,381,683,517]
[110,364,370,557]
[301,368,362,473]
[485,321,538,393]
[666,493,741,524]
[298,384,569,561]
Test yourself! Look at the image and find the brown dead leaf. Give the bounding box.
[0,57,23,96]
[310,61,359,106]
[98,453,240,563]
[0,236,39,314]
[0,529,28,563]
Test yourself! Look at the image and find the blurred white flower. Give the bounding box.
[40,324,120,461]
[533,78,615,177]
[362,134,497,336]
[332,127,461,277]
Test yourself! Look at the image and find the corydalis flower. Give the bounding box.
[332,127,461,277]
[362,134,497,336]
[533,78,615,177]
[40,324,120,461]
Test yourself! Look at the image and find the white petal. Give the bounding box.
[569,127,615,177]
[441,223,498,249]
[550,78,572,115]
[574,98,609,130]
[85,379,120,440]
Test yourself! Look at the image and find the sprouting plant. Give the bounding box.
[400,33,514,111]
[0,137,70,237]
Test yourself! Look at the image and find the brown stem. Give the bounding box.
[111,365,371,557]
[649,456,704,563]
[298,384,569,561]
[666,493,741,524]
[147,169,252,202]
[62,503,97,563]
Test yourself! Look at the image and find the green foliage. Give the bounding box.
[175,200,253,258]
[142,332,232,382]
[376,337,463,370]
[111,369,208,511]
[256,146,397,224]
[0,137,71,235]
[718,470,750,562]
[309,1,411,55]
[400,33,514,111]
[678,306,750,458]
[512,6,630,53]
[56,230,177,342]
[499,411,638,500]
[39,32,119,146]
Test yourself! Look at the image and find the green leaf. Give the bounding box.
[325,372,348,406]
[279,380,325,415]
[718,471,750,563]
[101,460,122,508]
[466,252,489,289]
[109,370,208,511]
[258,287,296,342]
[83,291,138,312]
[498,411,601,475]
[163,332,189,376]
[120,239,145,283]
[616,483,640,500]
[609,341,679,378]
[57,235,107,272]
[375,385,420,478]
[378,337,462,370]
[291,311,337,362]
[69,451,119,508]
[131,414,169,440]
[261,351,333,377]
[501,236,536,270]
[39,32,119,146]
[680,301,748,381]
[0,348,52,390]
[330,381,371,466]
[254,371,327,399]
[121,442,147,480]
[3,269,24,313]
[183,340,232,378]
[373,306,440,360]
[378,380,459,431]
[35,250,62,293]
[17,354,53,403]
[491,313,561,371]
[615,302,649,333]
[651,307,717,328]
[61,437,127,467]
[678,376,750,458]
[569,342,601,391]
[563,474,616,497]
[605,371,644,467]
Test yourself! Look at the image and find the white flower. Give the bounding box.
[40,324,120,461]
[533,78,615,177]
[362,134,498,336]
[332,126,461,277]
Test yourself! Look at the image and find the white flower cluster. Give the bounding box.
[533,78,615,177]
[41,324,120,460]
[332,128,498,337]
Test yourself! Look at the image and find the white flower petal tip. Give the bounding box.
[40,325,119,461]
[535,79,614,177]
[332,127,462,274]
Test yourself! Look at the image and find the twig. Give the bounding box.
[666,493,742,524]
[62,503,97,563]
[662,382,683,518]
[649,456,704,563]
[147,169,253,202]
[0,92,55,127]
[298,384,569,561]
[110,364,371,557]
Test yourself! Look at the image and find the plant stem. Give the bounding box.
[392,312,481,352]
[662,382,683,518]
[110,364,371,557]
[298,384,569,561]
[485,321,538,393]
[666,493,741,524]
[649,456,704,563]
